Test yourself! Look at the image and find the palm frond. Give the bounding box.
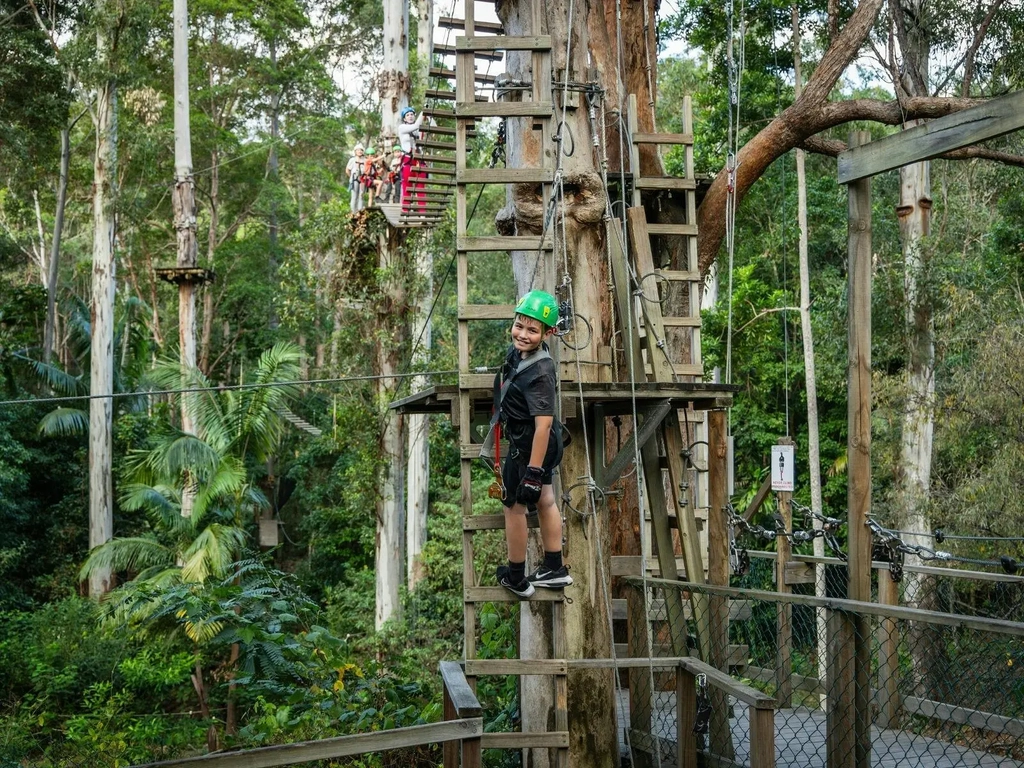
[37,407,90,437]
[80,536,174,582]
[180,524,247,583]
[27,360,87,398]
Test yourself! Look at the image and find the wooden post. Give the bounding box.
[443,684,457,768]
[876,570,901,728]
[839,129,873,768]
[627,583,654,768]
[677,665,698,768]
[775,442,793,708]
[825,608,856,768]
[706,409,735,761]
[749,706,777,768]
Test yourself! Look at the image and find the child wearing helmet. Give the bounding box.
[361,147,384,206]
[488,289,573,598]
[345,144,366,212]
[397,106,426,210]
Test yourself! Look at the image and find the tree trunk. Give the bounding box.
[498,2,629,765]
[44,115,72,365]
[173,0,199,523]
[268,38,280,331]
[375,0,410,629]
[405,0,433,593]
[894,0,942,699]
[88,26,117,598]
[200,146,218,374]
[792,3,828,695]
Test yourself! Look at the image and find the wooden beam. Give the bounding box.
[598,398,672,487]
[845,131,873,768]
[130,719,483,768]
[837,90,1024,183]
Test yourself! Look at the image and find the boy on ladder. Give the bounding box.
[485,290,574,599]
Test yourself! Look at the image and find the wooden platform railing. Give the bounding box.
[441,660,483,768]
[127,664,483,768]
[569,657,776,768]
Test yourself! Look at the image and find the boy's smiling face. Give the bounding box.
[511,313,551,355]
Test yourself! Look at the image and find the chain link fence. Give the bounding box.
[618,574,1024,768]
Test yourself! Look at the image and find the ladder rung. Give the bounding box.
[427,89,489,103]
[422,107,458,120]
[632,132,694,145]
[466,586,565,603]
[418,140,458,151]
[419,125,476,136]
[433,42,503,61]
[481,732,570,749]
[462,513,542,529]
[458,303,516,320]
[420,166,455,176]
[457,102,553,118]
[647,223,697,236]
[430,66,498,84]
[458,235,552,252]
[458,168,555,184]
[657,269,700,281]
[634,177,697,191]
[660,316,702,328]
[437,17,504,34]
[465,658,567,675]
[456,35,551,52]
[418,154,456,164]
[459,373,494,389]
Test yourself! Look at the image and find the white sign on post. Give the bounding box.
[771,444,795,492]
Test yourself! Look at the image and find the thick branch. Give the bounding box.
[960,0,1006,97]
[697,0,886,273]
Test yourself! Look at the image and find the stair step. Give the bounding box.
[458,167,555,185]
[458,303,516,320]
[430,67,498,85]
[433,42,503,61]
[458,235,552,251]
[437,16,504,34]
[427,89,489,103]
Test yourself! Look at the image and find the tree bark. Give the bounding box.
[374,0,410,629]
[44,112,73,365]
[405,0,433,593]
[88,24,118,598]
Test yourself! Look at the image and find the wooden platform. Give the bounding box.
[617,692,1023,768]
[391,382,736,416]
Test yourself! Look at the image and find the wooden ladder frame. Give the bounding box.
[452,3,569,765]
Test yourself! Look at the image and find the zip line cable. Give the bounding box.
[0,369,463,409]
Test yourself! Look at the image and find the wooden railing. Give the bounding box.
[570,657,776,768]
[129,663,483,768]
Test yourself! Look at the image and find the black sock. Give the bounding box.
[509,560,526,583]
[543,550,563,571]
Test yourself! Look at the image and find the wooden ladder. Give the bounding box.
[453,3,569,765]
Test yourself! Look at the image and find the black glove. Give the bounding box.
[516,465,544,506]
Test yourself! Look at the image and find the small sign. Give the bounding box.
[771,444,795,492]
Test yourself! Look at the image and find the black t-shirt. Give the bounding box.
[498,344,556,453]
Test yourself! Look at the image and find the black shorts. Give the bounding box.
[500,437,561,509]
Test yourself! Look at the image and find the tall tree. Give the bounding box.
[405,0,433,592]
[375,0,410,629]
[88,0,119,597]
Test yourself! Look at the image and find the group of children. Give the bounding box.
[345,144,403,211]
[346,107,428,213]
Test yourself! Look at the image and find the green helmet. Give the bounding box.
[515,289,559,328]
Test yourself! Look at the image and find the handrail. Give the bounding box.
[129,718,483,768]
[745,548,1024,584]
[633,578,1024,637]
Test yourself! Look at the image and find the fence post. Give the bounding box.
[776,461,793,708]
[626,581,654,768]
[825,608,857,768]
[443,684,458,768]
[875,569,901,728]
[677,663,698,768]
[749,705,777,768]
